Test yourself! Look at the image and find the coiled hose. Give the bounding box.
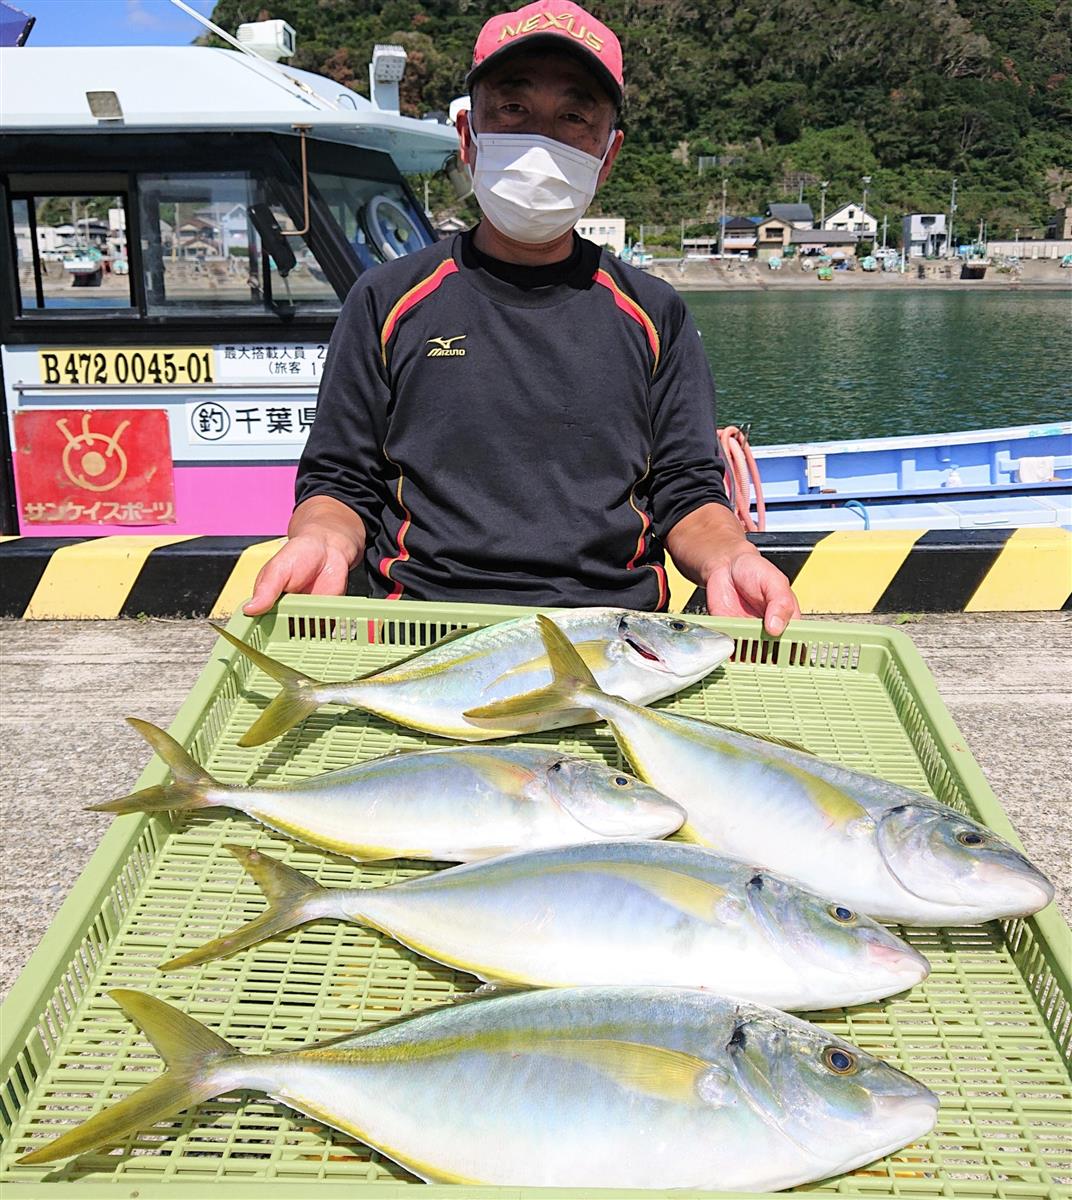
[717,425,766,532]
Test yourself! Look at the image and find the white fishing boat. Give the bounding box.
[0,9,466,535]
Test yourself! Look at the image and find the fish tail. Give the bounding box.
[87,719,222,815]
[160,845,333,972]
[17,990,244,1165]
[464,614,608,721]
[210,623,320,747]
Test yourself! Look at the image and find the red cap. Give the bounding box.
[468,1,623,108]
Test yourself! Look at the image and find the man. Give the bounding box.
[245,0,799,635]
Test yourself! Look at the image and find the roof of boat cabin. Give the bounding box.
[0,45,460,174]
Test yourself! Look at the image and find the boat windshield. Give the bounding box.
[139,170,339,314]
[311,169,435,272]
[7,145,439,322]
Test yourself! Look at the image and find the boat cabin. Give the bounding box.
[0,32,463,536]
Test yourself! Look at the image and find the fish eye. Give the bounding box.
[549,761,563,773]
[956,830,986,846]
[828,904,855,923]
[668,619,688,631]
[613,775,630,787]
[822,1047,857,1075]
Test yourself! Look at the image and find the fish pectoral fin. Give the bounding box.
[464,615,602,722]
[545,1039,710,1105]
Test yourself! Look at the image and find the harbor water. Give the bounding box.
[685,289,1072,445]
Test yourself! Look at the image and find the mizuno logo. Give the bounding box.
[426,335,467,357]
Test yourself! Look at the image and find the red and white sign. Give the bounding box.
[13,408,176,525]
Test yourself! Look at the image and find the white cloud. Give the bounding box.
[126,0,163,29]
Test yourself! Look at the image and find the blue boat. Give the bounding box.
[746,423,1071,531]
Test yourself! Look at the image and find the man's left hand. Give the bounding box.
[665,502,800,637]
[702,545,801,637]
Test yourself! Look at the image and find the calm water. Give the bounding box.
[685,289,1071,445]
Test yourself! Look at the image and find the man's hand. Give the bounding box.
[243,496,366,616]
[701,544,800,636]
[665,502,800,636]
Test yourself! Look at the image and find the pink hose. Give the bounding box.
[717,426,766,532]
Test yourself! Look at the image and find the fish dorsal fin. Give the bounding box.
[707,720,814,756]
[359,625,482,683]
[541,1038,709,1104]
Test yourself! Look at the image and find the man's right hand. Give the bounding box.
[243,496,366,616]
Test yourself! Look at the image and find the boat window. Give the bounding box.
[138,171,338,314]
[8,191,133,312]
[310,170,434,269]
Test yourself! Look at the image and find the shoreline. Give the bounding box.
[648,264,1071,293]
[665,277,1072,292]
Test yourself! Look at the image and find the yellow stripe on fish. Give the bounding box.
[539,861,727,923]
[302,1031,710,1107]
[492,641,612,687]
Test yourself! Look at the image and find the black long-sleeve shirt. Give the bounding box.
[296,229,729,610]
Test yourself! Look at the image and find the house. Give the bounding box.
[433,215,470,239]
[754,215,792,261]
[723,216,757,254]
[177,215,221,258]
[1045,206,1072,240]
[576,216,625,254]
[902,214,947,258]
[823,203,878,239]
[765,202,814,230]
[790,229,859,255]
[195,203,249,250]
[681,236,717,257]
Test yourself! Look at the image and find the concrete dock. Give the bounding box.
[1,611,1069,1000]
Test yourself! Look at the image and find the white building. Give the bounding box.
[824,203,878,239]
[576,216,625,254]
[902,213,947,258]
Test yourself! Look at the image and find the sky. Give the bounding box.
[21,0,219,47]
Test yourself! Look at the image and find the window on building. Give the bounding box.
[7,183,133,312]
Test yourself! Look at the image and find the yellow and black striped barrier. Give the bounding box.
[1,528,1070,619]
[666,528,1072,615]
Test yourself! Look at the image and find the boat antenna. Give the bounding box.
[167,0,338,111]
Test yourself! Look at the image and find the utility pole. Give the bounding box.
[861,175,871,241]
[819,180,828,230]
[947,176,958,258]
[797,178,804,204]
[881,213,888,250]
[718,177,727,258]
[423,179,430,217]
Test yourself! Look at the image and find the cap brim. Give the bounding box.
[466,33,622,109]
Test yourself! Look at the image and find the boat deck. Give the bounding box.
[1,611,1069,999]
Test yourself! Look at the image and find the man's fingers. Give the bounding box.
[242,560,287,616]
[242,546,315,615]
[758,568,800,637]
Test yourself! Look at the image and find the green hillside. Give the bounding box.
[206,0,1071,242]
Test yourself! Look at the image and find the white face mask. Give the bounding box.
[471,129,614,245]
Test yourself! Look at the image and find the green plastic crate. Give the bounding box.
[1,597,1069,1199]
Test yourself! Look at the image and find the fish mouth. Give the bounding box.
[623,634,667,670]
[864,936,931,984]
